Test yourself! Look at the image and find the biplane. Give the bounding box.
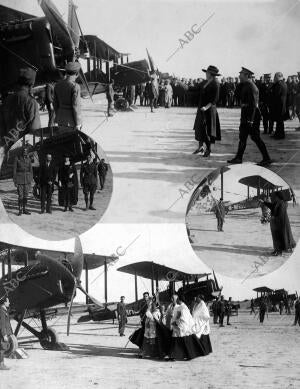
[0,0,90,93]
[0,237,118,350]
[187,165,295,216]
[253,286,297,312]
[117,260,222,313]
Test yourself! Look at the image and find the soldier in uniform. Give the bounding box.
[1,68,41,143]
[53,62,82,132]
[13,147,33,216]
[117,296,127,336]
[39,153,57,214]
[97,158,108,190]
[80,154,98,211]
[228,67,272,166]
[0,297,12,370]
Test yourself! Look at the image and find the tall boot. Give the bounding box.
[89,193,96,210]
[227,141,246,164]
[23,199,31,215]
[18,200,22,216]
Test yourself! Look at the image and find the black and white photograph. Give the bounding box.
[0,0,299,388]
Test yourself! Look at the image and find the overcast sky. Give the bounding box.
[2,0,300,78]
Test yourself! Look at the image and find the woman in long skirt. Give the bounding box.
[193,65,221,157]
[192,295,213,355]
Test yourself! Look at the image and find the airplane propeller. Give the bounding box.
[66,237,103,336]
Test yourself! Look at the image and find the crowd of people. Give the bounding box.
[128,292,212,361]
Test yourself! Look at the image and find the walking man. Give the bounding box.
[259,298,267,324]
[228,67,272,166]
[97,158,108,190]
[39,154,56,214]
[80,154,98,211]
[117,296,127,336]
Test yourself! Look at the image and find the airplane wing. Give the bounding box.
[0,4,37,24]
[81,35,121,61]
[0,242,117,269]
[112,59,150,86]
[118,260,210,282]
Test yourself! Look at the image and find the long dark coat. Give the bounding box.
[264,199,296,251]
[193,79,221,143]
[58,163,79,206]
[269,81,288,122]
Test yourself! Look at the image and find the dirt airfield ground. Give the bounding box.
[1,97,299,235]
[2,311,300,389]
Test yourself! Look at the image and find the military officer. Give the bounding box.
[1,68,41,144]
[0,297,13,370]
[97,158,108,190]
[39,153,57,214]
[13,147,33,216]
[53,62,82,132]
[228,67,272,166]
[80,154,98,211]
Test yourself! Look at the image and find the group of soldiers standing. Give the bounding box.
[13,149,108,215]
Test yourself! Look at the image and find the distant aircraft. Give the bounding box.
[0,0,90,94]
[0,237,118,350]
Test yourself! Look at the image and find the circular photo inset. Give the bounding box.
[185,163,299,280]
[0,130,112,240]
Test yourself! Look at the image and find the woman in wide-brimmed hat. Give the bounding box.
[193,65,221,157]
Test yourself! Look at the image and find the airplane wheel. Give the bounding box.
[3,334,18,357]
[40,327,58,350]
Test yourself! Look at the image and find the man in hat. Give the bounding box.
[13,147,33,216]
[268,72,288,139]
[80,154,98,211]
[39,153,57,214]
[1,67,41,143]
[0,297,12,370]
[258,74,272,134]
[97,158,108,190]
[228,67,272,166]
[214,197,226,231]
[53,62,82,132]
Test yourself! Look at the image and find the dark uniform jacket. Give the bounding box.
[0,306,12,340]
[53,79,82,128]
[39,161,57,185]
[80,162,98,187]
[13,156,33,185]
[98,161,108,177]
[240,80,259,123]
[0,86,41,143]
[269,80,287,121]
